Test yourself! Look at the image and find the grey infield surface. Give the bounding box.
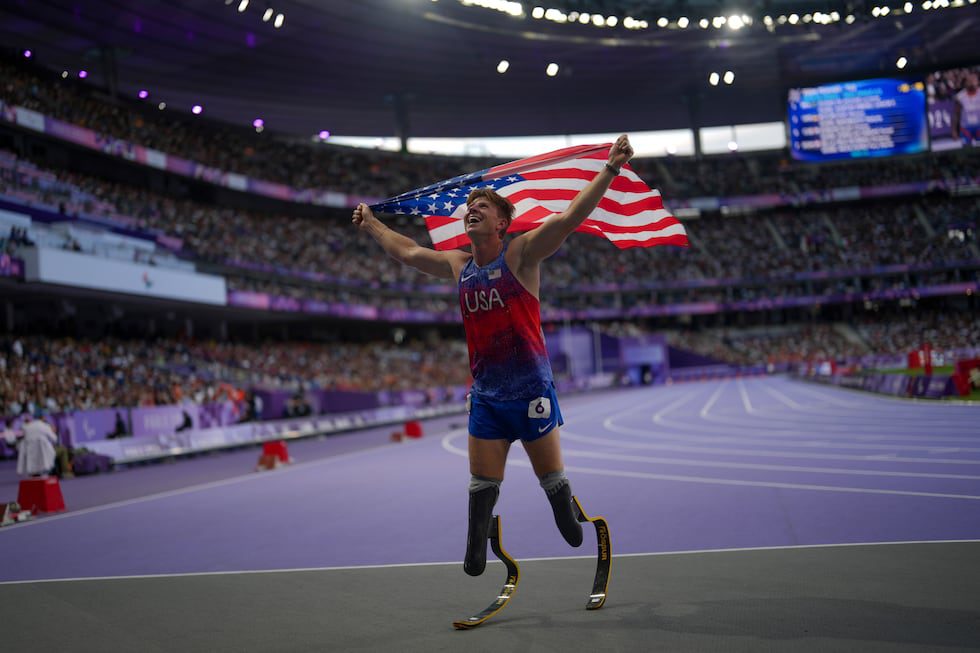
[2,541,978,653]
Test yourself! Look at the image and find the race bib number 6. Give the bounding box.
[528,397,552,419]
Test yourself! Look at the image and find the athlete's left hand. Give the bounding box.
[608,134,634,169]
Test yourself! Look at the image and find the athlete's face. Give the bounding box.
[465,197,507,240]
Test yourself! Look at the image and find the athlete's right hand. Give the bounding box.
[352,203,375,230]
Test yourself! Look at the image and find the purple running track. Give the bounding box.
[1,376,978,583]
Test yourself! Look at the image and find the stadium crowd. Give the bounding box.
[0,334,471,418]
[3,56,979,201]
[2,308,974,420]
[1,147,977,314]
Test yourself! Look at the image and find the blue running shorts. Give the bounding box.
[468,386,564,443]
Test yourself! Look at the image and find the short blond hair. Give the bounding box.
[466,188,514,238]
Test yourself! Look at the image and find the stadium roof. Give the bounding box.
[1,0,977,138]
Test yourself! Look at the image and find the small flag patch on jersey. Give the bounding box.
[488,269,501,279]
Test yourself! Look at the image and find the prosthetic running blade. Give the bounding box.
[453,515,520,630]
[573,495,611,610]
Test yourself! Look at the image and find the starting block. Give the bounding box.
[256,440,292,471]
[17,476,66,514]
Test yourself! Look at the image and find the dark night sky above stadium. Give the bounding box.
[1,0,977,137]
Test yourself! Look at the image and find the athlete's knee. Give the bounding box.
[539,469,583,547]
[469,474,502,494]
[538,469,568,496]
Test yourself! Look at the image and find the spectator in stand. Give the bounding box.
[13,411,59,477]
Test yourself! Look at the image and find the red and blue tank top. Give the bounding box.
[458,244,554,401]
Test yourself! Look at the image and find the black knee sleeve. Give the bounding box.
[464,482,500,576]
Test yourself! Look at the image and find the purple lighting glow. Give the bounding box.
[253,118,264,128]
[191,105,203,115]
[23,50,32,58]
[138,90,149,99]
[78,70,88,79]
[318,130,330,139]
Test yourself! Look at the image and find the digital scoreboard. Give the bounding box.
[788,78,928,162]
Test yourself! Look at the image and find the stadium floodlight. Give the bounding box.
[699,18,710,28]
[723,70,735,84]
[578,12,590,24]
[496,59,510,73]
[763,15,773,25]
[138,90,149,99]
[605,16,618,26]
[23,49,32,58]
[831,11,841,20]
[61,70,68,78]
[777,14,787,23]
[904,1,913,10]
[592,14,605,26]
[728,14,743,29]
[921,0,931,6]
[191,104,203,115]
[657,17,668,27]
[238,0,249,12]
[881,6,891,14]
[708,72,720,86]
[623,16,633,28]
[531,6,544,18]
[896,56,908,68]
[677,16,689,28]
[845,13,856,21]
[788,13,799,23]
[713,16,726,28]
[158,102,166,110]
[546,62,559,77]
[728,140,738,151]
[263,8,273,22]
[803,13,812,22]
[274,12,284,27]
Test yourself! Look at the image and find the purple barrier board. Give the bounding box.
[70,408,125,445]
[130,404,198,438]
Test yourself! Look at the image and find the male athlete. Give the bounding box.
[352,135,634,576]
[952,71,980,147]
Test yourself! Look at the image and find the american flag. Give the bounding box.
[369,143,688,250]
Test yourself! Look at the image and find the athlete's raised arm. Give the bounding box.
[513,134,635,268]
[352,203,468,280]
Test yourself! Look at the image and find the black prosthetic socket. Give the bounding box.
[464,485,499,576]
[547,482,583,547]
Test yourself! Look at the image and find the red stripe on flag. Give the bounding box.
[608,233,690,249]
[424,215,458,230]
[504,188,665,215]
[486,143,610,179]
[520,168,653,193]
[583,216,683,234]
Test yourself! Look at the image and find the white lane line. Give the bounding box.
[559,429,980,466]
[602,418,980,453]
[0,438,418,534]
[750,377,978,425]
[737,377,756,414]
[699,381,728,418]
[3,538,977,587]
[673,379,973,437]
[559,448,980,480]
[765,385,806,410]
[440,431,980,500]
